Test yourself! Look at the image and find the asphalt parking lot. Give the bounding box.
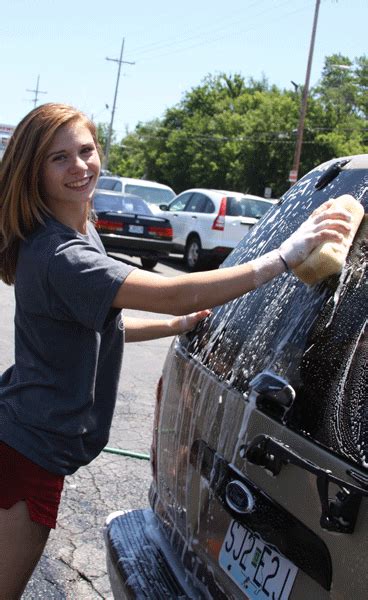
[0,255,185,599]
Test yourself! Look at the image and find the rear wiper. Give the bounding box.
[315,158,351,190]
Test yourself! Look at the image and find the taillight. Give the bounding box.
[95,218,120,231]
[151,376,163,481]
[147,225,173,239]
[212,197,227,231]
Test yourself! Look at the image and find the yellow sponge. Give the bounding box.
[293,194,365,285]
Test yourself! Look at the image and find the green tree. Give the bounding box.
[311,54,368,158]
[314,54,366,118]
[109,57,367,197]
[95,123,110,154]
[352,55,368,118]
[133,74,301,197]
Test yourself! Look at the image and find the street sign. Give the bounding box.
[289,169,298,183]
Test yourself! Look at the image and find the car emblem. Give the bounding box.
[225,480,255,514]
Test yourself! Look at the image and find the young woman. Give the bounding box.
[0,103,352,598]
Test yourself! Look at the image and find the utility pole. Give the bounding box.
[26,75,47,108]
[103,38,135,169]
[289,0,321,186]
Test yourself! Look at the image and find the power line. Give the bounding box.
[129,0,267,57]
[129,0,311,63]
[122,128,366,145]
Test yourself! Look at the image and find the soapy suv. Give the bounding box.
[105,155,368,599]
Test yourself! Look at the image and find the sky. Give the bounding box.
[1,0,367,139]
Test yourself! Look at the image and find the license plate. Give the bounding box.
[219,520,298,600]
[129,225,144,234]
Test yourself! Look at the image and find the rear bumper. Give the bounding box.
[104,508,201,599]
[99,233,172,258]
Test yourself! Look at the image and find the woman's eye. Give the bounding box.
[82,146,94,155]
[53,154,67,162]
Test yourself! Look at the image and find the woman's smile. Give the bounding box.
[65,175,94,190]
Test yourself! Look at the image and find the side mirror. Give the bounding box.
[159,204,169,210]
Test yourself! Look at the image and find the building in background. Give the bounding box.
[0,124,15,160]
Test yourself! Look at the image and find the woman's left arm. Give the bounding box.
[124,310,210,343]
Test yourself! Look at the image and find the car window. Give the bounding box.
[159,189,175,203]
[169,192,194,211]
[186,166,368,469]
[93,193,123,212]
[125,184,174,204]
[96,177,107,189]
[226,197,272,218]
[184,193,208,213]
[97,177,116,190]
[203,198,216,213]
[93,193,152,215]
[120,196,152,215]
[113,181,123,192]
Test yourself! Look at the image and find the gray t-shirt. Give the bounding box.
[0,216,135,475]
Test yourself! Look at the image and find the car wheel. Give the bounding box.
[141,257,158,270]
[184,236,202,270]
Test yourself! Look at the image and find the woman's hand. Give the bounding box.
[124,310,211,342]
[172,309,211,335]
[279,199,352,269]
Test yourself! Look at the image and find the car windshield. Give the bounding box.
[125,184,175,205]
[226,197,273,218]
[93,193,152,215]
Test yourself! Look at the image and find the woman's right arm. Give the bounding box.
[112,201,352,315]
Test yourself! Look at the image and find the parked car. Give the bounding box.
[96,175,175,209]
[159,189,275,270]
[92,191,173,270]
[104,155,368,599]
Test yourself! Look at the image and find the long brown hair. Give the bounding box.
[0,103,100,285]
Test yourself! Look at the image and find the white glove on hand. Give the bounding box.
[279,200,352,269]
[176,309,211,333]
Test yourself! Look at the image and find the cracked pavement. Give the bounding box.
[23,326,173,599]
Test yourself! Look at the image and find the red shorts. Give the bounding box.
[0,441,64,529]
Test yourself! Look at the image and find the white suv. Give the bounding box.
[159,188,276,269]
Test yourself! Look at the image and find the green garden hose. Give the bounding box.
[103,446,150,460]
